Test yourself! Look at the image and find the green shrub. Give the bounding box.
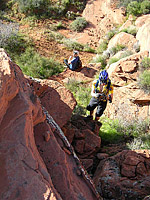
[100,116,149,146]
[0,21,31,58]
[92,55,107,69]
[140,57,150,69]
[96,40,108,54]
[119,50,133,59]
[141,0,150,14]
[99,118,125,144]
[46,31,65,43]
[127,1,141,16]
[139,70,150,92]
[70,17,88,32]
[62,38,84,51]
[106,29,118,40]
[121,26,137,36]
[109,44,126,56]
[15,47,63,79]
[108,57,119,65]
[83,44,96,53]
[16,0,50,15]
[127,136,150,150]
[65,78,91,115]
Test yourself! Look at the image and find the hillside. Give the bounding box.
[0,0,150,200]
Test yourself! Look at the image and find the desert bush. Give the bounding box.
[62,38,84,51]
[65,78,91,115]
[109,44,126,56]
[15,47,64,79]
[99,118,125,144]
[70,17,88,32]
[92,54,107,69]
[127,136,150,150]
[127,1,141,16]
[100,114,149,146]
[140,0,150,14]
[119,50,133,59]
[0,21,19,47]
[138,70,150,92]
[96,40,108,54]
[83,44,96,53]
[46,31,65,42]
[140,57,150,69]
[16,0,50,15]
[105,28,118,40]
[0,21,29,57]
[120,25,137,36]
[108,57,119,65]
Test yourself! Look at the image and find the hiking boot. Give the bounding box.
[86,115,93,120]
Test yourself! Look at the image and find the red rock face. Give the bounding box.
[106,51,150,120]
[93,150,150,199]
[0,49,100,200]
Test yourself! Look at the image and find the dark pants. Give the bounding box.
[64,59,70,68]
[87,97,107,117]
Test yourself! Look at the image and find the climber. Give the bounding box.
[86,70,113,121]
[64,50,82,71]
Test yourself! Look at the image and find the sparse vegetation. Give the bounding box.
[120,25,137,36]
[100,116,149,148]
[105,28,118,40]
[15,47,64,79]
[70,17,88,32]
[118,0,150,17]
[139,70,150,92]
[140,57,150,69]
[65,78,91,115]
[108,57,119,65]
[16,0,50,16]
[109,44,126,56]
[92,54,107,69]
[96,40,108,54]
[138,57,150,92]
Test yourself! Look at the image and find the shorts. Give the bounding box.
[87,97,107,117]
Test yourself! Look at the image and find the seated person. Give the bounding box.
[64,50,82,71]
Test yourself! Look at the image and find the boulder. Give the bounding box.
[106,51,150,120]
[136,21,150,53]
[93,150,150,200]
[108,32,137,51]
[28,78,77,128]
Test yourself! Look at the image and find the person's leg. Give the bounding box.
[86,97,98,119]
[95,101,107,121]
[64,59,70,68]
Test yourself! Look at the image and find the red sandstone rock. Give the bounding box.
[106,51,150,120]
[93,150,150,199]
[28,78,77,128]
[0,49,100,200]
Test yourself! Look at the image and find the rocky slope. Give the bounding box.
[1,0,150,199]
[0,49,100,200]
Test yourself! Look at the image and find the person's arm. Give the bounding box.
[68,56,72,64]
[91,82,99,98]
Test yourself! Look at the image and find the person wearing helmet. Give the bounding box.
[64,50,82,71]
[86,70,113,121]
